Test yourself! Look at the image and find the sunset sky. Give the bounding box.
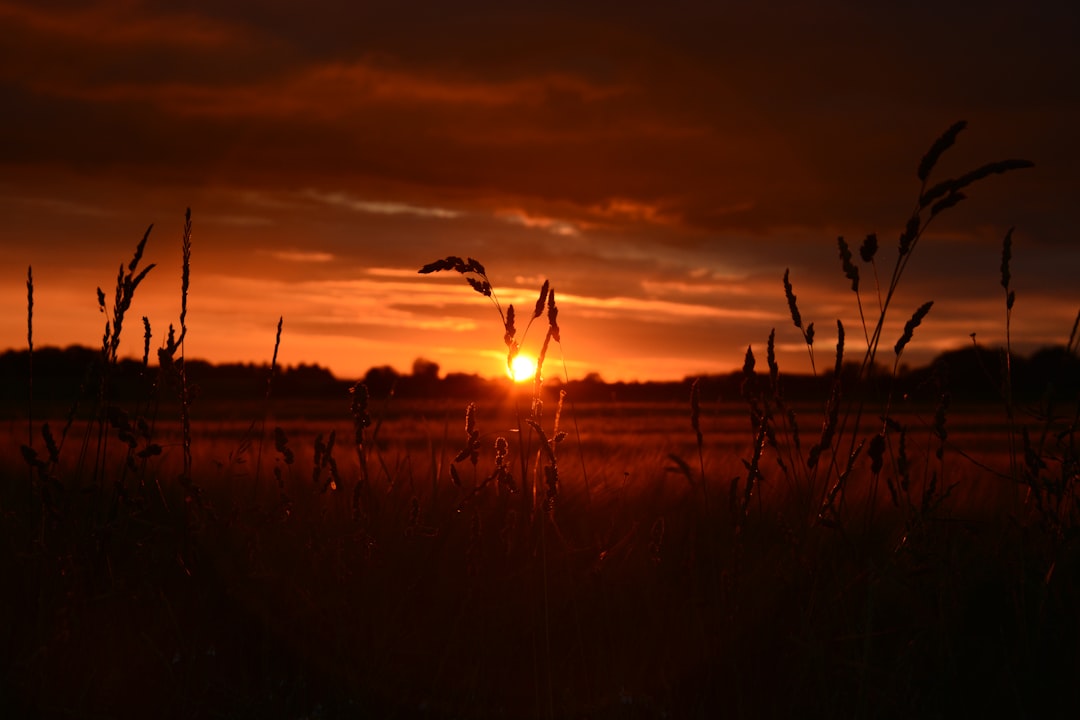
[3,0,1078,382]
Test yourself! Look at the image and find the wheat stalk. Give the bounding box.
[26,265,34,455]
[783,268,816,374]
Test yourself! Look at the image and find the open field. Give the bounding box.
[3,391,1078,718]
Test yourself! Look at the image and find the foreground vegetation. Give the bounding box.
[3,125,1079,718]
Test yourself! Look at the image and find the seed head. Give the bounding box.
[895,301,934,356]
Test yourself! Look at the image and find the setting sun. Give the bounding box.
[509,353,538,382]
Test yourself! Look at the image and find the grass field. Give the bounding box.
[3,125,1079,718]
[3,393,1076,718]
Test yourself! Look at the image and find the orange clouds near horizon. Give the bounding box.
[2,1,1078,382]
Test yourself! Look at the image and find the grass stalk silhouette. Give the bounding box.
[25,266,34,517]
[26,266,33,454]
[253,315,284,501]
[418,256,570,720]
[803,121,1035,530]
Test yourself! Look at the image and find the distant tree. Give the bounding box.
[279,363,339,396]
[411,357,440,381]
[403,357,441,397]
[442,372,487,397]
[364,365,400,398]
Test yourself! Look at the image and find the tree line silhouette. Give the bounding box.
[2,343,1076,419]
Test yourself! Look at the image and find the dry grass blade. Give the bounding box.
[859,233,878,263]
[504,305,518,370]
[504,305,516,346]
[690,377,703,447]
[141,317,152,367]
[533,280,550,318]
[665,453,696,486]
[741,345,756,389]
[1000,230,1012,290]
[26,266,33,354]
[453,402,481,467]
[783,269,817,371]
[783,268,803,329]
[1001,226,1015,306]
[180,209,191,331]
[920,159,1035,208]
[808,382,840,470]
[918,119,967,182]
[350,381,372,441]
[417,255,465,274]
[894,301,934,356]
[818,438,865,525]
[466,277,491,296]
[833,320,845,377]
[929,190,966,217]
[254,316,284,494]
[269,317,283,388]
[737,425,767,528]
[26,266,34,452]
[838,237,859,292]
[898,215,921,257]
[129,223,152,272]
[766,329,779,390]
[689,377,709,509]
[491,436,516,493]
[547,287,560,342]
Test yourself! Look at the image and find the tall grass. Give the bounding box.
[418,256,570,718]
[3,125,1079,719]
[715,121,1041,542]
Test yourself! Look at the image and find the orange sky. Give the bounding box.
[3,1,1078,381]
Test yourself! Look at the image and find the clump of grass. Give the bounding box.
[90,225,157,495]
[418,256,566,512]
[448,400,480,498]
[983,231,1080,545]
[752,122,1036,538]
[527,389,567,513]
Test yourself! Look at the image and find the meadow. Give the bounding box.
[3,124,1079,718]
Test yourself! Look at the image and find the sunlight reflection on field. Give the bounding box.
[9,399,1020,506]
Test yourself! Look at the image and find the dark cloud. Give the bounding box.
[5,0,1074,229]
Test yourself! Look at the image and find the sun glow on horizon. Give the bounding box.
[509,353,538,382]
